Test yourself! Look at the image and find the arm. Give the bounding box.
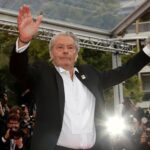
[101,45,150,89]
[0,102,4,117]
[9,4,42,86]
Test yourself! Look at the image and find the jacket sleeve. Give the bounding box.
[9,45,31,89]
[101,50,150,89]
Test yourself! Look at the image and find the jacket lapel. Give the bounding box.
[75,70,88,86]
[75,66,91,89]
[52,67,65,123]
[75,66,96,97]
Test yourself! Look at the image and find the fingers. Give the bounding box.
[35,15,43,29]
[17,4,43,40]
[4,129,10,140]
[17,4,31,26]
[17,7,22,27]
[22,4,31,18]
[23,4,30,15]
[18,4,42,28]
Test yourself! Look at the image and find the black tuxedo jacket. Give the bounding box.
[9,47,150,150]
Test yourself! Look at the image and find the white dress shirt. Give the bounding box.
[55,67,96,149]
[10,139,16,150]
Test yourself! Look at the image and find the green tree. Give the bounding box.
[122,52,143,103]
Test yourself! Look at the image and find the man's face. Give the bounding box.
[50,35,78,70]
[7,120,20,131]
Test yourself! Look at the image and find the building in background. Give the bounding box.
[112,0,150,101]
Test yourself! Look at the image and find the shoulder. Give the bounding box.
[76,64,94,70]
[28,60,55,78]
[76,64,100,73]
[76,64,102,79]
[31,60,53,70]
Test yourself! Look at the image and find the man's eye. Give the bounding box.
[68,46,75,50]
[68,47,73,49]
[58,46,64,49]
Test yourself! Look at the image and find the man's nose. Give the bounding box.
[63,47,69,53]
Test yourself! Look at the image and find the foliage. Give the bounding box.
[29,39,49,63]
[122,52,143,103]
[80,48,112,70]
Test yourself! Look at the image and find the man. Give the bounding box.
[0,114,24,150]
[10,4,150,150]
[0,92,10,119]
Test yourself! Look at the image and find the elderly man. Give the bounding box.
[10,4,150,150]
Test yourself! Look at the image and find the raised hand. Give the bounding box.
[4,129,10,140]
[18,4,43,43]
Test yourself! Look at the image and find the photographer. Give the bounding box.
[0,113,25,150]
[139,109,150,150]
[0,101,5,118]
[0,92,10,119]
[20,104,35,137]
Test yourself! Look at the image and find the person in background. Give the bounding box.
[0,93,10,112]
[0,92,10,120]
[0,114,24,150]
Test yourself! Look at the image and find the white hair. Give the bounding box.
[49,31,80,52]
[146,36,150,44]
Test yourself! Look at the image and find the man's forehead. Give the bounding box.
[54,35,74,43]
[9,120,19,123]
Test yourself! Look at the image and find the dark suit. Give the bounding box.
[9,46,150,150]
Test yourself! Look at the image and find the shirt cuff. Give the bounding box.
[16,38,30,53]
[18,144,23,149]
[143,45,150,57]
[2,137,7,143]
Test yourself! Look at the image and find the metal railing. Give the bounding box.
[0,19,134,54]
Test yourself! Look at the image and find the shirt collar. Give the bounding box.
[55,66,79,74]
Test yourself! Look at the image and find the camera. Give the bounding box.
[9,129,24,139]
[21,116,35,129]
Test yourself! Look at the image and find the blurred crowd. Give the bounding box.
[1,90,150,150]
[121,97,150,150]
[0,91,36,150]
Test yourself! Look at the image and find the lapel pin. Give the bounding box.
[81,74,86,80]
